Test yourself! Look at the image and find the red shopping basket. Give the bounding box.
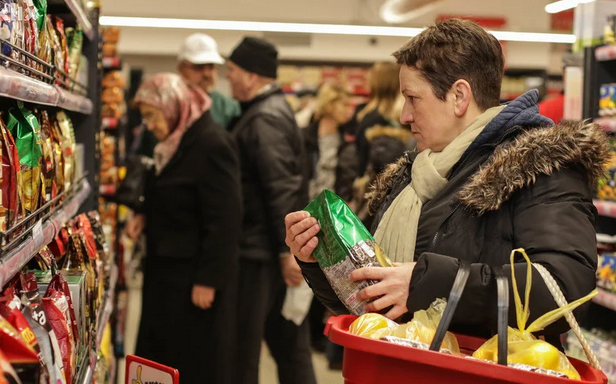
[325,315,607,384]
[324,259,607,384]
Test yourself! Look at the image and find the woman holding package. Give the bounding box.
[126,73,242,383]
[285,19,608,347]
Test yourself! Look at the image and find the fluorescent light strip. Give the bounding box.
[545,0,595,14]
[99,16,575,44]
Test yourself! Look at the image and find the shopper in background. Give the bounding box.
[225,37,317,384]
[303,84,357,201]
[127,73,242,384]
[286,19,608,348]
[178,33,241,128]
[356,62,404,176]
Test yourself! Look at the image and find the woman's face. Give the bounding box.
[399,65,459,152]
[329,97,352,125]
[140,104,170,141]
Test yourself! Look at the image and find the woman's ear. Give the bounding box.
[452,79,472,117]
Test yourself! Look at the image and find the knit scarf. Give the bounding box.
[374,105,505,263]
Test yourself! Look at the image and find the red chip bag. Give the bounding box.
[76,214,98,261]
[0,349,24,384]
[42,290,73,384]
[46,274,78,345]
[0,288,38,354]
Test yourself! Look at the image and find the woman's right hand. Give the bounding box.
[126,214,146,241]
[284,211,320,263]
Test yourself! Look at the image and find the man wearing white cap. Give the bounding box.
[178,33,240,128]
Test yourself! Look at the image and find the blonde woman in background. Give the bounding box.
[356,62,406,176]
[303,84,358,201]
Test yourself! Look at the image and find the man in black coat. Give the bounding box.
[226,37,316,384]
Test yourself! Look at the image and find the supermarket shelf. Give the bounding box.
[56,86,93,114]
[592,288,616,312]
[63,0,94,40]
[0,67,93,114]
[595,45,616,62]
[594,117,616,133]
[0,178,91,287]
[594,200,616,218]
[102,57,121,70]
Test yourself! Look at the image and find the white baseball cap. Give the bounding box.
[178,33,225,65]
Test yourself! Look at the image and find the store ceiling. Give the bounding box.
[101,0,556,32]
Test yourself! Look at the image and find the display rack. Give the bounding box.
[592,288,616,311]
[62,0,94,40]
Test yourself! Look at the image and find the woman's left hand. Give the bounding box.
[350,263,416,320]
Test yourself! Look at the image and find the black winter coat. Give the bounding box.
[299,91,610,342]
[136,111,242,383]
[230,85,308,262]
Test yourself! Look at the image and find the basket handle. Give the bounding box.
[429,260,471,352]
[493,268,509,366]
[532,263,602,370]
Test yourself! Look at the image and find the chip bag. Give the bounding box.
[472,249,598,380]
[305,190,392,315]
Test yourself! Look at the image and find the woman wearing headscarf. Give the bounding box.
[127,73,242,383]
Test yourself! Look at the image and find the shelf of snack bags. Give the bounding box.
[62,0,94,40]
[0,0,94,114]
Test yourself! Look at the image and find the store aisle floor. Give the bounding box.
[118,274,343,384]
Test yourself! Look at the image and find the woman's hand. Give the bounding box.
[350,263,417,320]
[284,211,320,263]
[126,214,146,241]
[192,285,216,310]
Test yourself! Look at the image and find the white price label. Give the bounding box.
[32,221,44,247]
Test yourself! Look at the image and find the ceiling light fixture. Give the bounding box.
[545,0,595,14]
[99,16,576,44]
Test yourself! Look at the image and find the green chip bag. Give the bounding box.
[7,102,43,216]
[305,190,392,315]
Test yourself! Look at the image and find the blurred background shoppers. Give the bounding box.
[356,62,405,176]
[126,73,242,384]
[226,37,317,384]
[136,33,240,157]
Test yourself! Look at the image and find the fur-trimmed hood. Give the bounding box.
[367,121,610,216]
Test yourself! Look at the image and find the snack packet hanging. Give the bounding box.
[472,249,598,380]
[53,16,68,74]
[36,110,56,203]
[46,272,78,345]
[22,0,38,60]
[305,190,393,315]
[19,272,67,384]
[65,26,82,80]
[0,0,14,57]
[6,103,42,217]
[42,289,73,383]
[54,111,74,190]
[0,117,19,232]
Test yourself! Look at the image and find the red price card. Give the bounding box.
[125,355,180,384]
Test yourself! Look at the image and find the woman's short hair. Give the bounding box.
[393,18,504,111]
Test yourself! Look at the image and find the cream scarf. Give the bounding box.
[374,105,506,263]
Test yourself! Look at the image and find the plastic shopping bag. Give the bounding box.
[472,249,598,380]
[349,298,461,355]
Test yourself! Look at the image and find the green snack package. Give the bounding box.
[6,102,43,216]
[305,190,392,315]
[32,0,46,31]
[66,26,83,80]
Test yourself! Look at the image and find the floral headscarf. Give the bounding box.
[134,73,211,174]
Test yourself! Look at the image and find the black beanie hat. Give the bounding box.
[229,37,278,79]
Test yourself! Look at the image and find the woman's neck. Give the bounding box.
[319,116,339,137]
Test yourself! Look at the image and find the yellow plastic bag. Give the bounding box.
[349,298,461,354]
[472,248,598,380]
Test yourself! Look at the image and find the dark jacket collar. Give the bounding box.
[239,84,283,113]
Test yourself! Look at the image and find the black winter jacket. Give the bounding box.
[230,85,309,262]
[299,91,610,340]
[143,111,242,288]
